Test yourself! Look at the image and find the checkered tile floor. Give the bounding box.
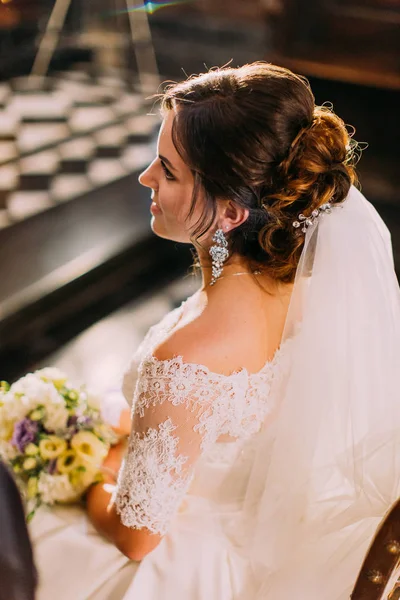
[0,68,160,228]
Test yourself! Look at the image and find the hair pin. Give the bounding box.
[292,203,333,233]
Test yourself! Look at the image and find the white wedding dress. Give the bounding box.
[28,186,400,599]
[30,292,291,600]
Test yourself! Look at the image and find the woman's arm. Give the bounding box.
[88,337,219,562]
[86,442,162,561]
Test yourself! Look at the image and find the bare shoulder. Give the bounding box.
[153,286,274,375]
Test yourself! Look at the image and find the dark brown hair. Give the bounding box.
[161,62,359,282]
[0,462,37,600]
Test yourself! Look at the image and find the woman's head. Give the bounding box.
[0,462,37,600]
[139,62,358,282]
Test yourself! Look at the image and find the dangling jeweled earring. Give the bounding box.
[209,228,229,286]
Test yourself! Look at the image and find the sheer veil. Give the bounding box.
[240,185,400,598]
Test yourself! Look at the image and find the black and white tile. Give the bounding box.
[0,69,160,227]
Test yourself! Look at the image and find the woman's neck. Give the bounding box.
[197,252,253,289]
[196,252,293,302]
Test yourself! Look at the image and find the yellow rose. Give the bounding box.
[57,450,81,474]
[25,443,39,456]
[23,457,37,471]
[39,436,67,460]
[0,381,10,392]
[94,424,116,444]
[4,422,14,441]
[70,431,108,468]
[27,477,38,499]
[30,408,45,421]
[69,466,97,491]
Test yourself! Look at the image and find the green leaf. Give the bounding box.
[26,510,36,523]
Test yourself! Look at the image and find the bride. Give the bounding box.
[30,62,400,599]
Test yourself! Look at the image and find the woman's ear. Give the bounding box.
[220,199,249,232]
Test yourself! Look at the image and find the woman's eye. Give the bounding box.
[160,160,175,180]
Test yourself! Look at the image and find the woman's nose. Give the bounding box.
[139,161,156,189]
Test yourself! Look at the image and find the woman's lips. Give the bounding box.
[150,202,162,215]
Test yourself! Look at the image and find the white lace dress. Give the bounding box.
[30,296,289,600]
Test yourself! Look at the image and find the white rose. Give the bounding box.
[43,403,69,432]
[37,473,78,504]
[0,440,17,460]
[36,367,67,383]
[9,375,59,421]
[2,391,36,423]
[11,373,48,397]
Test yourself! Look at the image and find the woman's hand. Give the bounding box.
[85,441,126,538]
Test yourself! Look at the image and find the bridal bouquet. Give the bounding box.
[0,368,117,520]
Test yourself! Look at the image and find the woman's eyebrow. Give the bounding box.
[159,154,177,172]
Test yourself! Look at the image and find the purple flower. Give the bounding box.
[47,459,57,474]
[11,418,39,452]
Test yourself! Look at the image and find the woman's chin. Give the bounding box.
[150,219,189,244]
[150,217,168,239]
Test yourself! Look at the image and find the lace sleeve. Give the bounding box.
[121,343,145,405]
[113,355,223,535]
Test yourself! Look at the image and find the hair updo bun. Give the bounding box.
[160,62,360,283]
